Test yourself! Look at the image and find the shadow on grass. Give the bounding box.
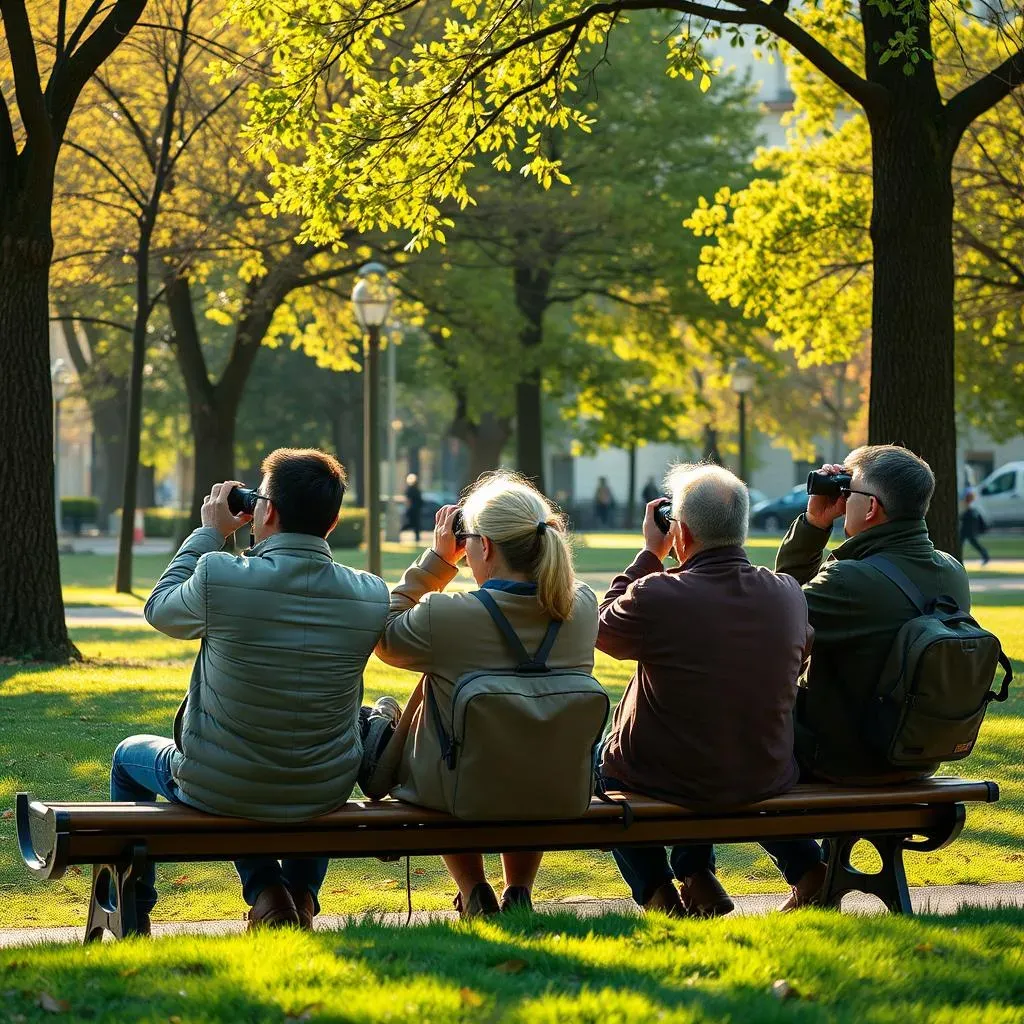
[4,909,1024,1022]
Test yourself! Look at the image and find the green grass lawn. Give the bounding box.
[2,909,1024,1022]
[2,583,1022,930]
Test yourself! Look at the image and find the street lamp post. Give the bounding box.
[731,358,755,484]
[51,359,71,538]
[352,262,393,578]
[384,328,403,543]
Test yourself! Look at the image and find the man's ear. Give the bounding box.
[325,512,340,539]
[265,500,279,528]
[481,536,495,562]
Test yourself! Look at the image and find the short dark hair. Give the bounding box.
[846,444,935,520]
[261,448,346,537]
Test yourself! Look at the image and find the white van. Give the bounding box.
[974,462,1024,527]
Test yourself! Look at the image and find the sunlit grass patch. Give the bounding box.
[2,909,1024,1022]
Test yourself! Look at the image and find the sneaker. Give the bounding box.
[779,861,828,912]
[680,870,735,917]
[454,882,500,918]
[499,886,533,913]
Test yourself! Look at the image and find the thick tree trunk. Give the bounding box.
[513,263,551,491]
[0,256,78,660]
[625,443,637,529]
[864,4,959,556]
[466,412,512,482]
[187,403,237,531]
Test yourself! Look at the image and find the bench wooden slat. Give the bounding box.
[24,777,999,836]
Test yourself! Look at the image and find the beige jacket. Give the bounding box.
[368,549,599,810]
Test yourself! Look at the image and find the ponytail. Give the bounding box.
[461,471,578,621]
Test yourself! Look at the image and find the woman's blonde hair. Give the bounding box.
[461,470,577,621]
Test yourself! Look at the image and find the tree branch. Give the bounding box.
[0,0,52,149]
[47,0,150,144]
[0,87,18,169]
[945,44,1024,145]
[50,313,134,334]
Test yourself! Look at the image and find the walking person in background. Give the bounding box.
[641,476,660,506]
[594,476,615,528]
[403,473,424,542]
[960,490,990,565]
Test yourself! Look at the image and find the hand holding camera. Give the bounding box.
[805,464,849,530]
[202,481,253,538]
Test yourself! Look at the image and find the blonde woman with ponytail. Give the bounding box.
[368,471,599,918]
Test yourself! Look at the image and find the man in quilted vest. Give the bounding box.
[109,448,390,932]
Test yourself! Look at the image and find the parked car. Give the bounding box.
[750,485,808,531]
[973,462,1024,527]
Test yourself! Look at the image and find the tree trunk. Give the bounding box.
[703,426,723,466]
[513,263,552,490]
[0,257,79,660]
[465,412,512,482]
[92,399,128,530]
[625,443,637,529]
[187,402,237,531]
[864,3,959,556]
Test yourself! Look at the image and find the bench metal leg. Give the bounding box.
[820,833,912,914]
[819,804,966,915]
[84,843,148,943]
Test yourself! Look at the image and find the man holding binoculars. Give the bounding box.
[777,444,970,789]
[108,448,390,933]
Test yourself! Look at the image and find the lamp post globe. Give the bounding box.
[351,262,394,576]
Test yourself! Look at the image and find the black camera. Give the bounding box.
[806,470,852,499]
[227,486,260,516]
[452,509,465,536]
[653,498,673,534]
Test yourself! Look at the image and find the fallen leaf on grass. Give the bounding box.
[459,988,484,1008]
[119,968,139,978]
[68,866,82,876]
[771,979,801,1002]
[1,810,12,820]
[37,992,70,1014]
[492,959,527,974]
[330,888,350,895]
[168,1016,182,1023]
[412,868,426,876]
[170,875,189,886]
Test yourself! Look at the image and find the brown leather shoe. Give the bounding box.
[247,884,300,931]
[288,886,316,931]
[453,882,500,918]
[642,881,686,917]
[780,861,828,912]
[499,886,533,913]
[681,870,735,917]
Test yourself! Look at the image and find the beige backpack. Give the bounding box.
[424,589,609,820]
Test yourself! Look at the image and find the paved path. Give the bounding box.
[2,883,1022,948]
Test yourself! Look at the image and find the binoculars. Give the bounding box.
[227,486,261,516]
[806,470,852,499]
[653,499,673,534]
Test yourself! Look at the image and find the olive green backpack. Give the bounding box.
[863,555,1012,767]
[426,589,610,820]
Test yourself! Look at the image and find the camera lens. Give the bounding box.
[653,499,672,534]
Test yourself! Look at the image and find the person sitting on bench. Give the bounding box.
[776,444,970,788]
[597,464,825,917]
[366,471,599,917]
[111,448,389,933]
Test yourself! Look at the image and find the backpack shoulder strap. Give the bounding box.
[472,588,561,671]
[863,554,928,614]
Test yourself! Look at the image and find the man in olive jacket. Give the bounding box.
[777,444,970,789]
[110,448,389,932]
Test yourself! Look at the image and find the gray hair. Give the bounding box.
[664,463,749,549]
[845,444,934,520]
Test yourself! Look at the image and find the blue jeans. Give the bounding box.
[110,735,329,915]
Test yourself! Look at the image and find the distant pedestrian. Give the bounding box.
[641,476,660,506]
[960,490,990,564]
[594,477,615,528]
[403,474,424,542]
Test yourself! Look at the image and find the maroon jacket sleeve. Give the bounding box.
[597,549,664,661]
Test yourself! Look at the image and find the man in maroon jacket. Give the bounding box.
[598,464,825,916]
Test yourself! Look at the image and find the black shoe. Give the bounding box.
[499,886,533,913]
[454,882,500,918]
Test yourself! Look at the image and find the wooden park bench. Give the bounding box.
[17,776,997,942]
